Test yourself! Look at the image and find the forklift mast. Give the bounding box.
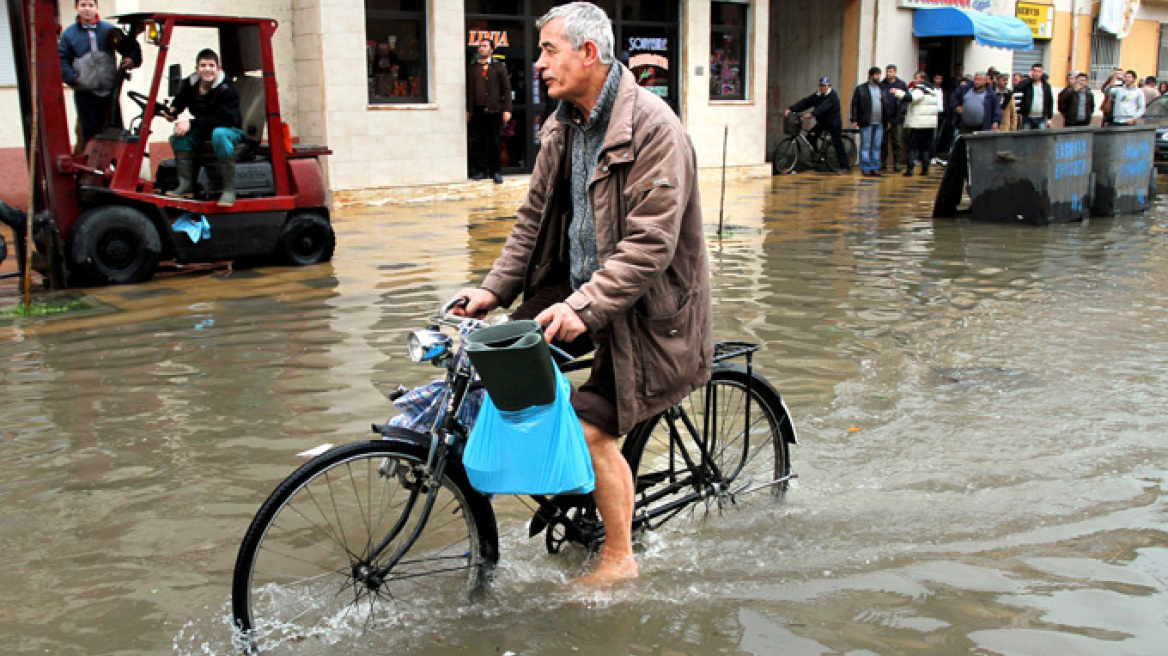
[6,0,83,235]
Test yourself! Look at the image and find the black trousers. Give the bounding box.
[881,122,905,168]
[809,122,849,170]
[468,107,503,175]
[74,90,115,146]
[905,128,935,166]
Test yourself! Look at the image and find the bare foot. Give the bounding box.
[574,554,639,588]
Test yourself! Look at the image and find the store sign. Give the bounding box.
[468,30,510,48]
[628,37,668,52]
[1016,3,1054,40]
[898,0,991,11]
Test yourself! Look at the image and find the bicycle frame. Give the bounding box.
[370,311,783,560]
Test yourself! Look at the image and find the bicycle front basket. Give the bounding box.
[783,113,802,136]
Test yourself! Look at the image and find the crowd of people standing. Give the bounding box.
[789,60,1158,176]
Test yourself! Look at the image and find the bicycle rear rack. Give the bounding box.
[713,341,759,364]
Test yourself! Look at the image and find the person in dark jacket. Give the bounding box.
[466,40,513,184]
[788,77,850,173]
[58,0,142,147]
[1058,72,1095,127]
[164,49,246,206]
[1015,63,1054,129]
[850,67,890,176]
[952,71,1001,134]
[880,64,909,172]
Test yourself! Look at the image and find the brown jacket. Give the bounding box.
[467,58,513,114]
[481,65,713,435]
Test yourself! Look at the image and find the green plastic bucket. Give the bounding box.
[464,320,557,411]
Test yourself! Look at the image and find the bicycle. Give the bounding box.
[231,300,797,652]
[772,115,858,175]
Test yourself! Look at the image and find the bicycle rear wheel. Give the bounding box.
[826,134,858,172]
[623,364,794,531]
[772,137,801,174]
[232,435,498,653]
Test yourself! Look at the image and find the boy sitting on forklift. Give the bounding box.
[164,48,245,206]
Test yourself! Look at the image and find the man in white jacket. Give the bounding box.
[903,71,939,176]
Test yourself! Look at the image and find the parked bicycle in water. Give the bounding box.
[772,115,859,175]
[231,300,797,653]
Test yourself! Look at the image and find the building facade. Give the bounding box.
[1,0,1166,205]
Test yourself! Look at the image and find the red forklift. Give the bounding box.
[5,1,335,287]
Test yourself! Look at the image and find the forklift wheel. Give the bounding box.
[277,213,335,266]
[69,206,161,285]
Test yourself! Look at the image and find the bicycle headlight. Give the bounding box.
[407,329,452,363]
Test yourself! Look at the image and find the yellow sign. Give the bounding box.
[1016,2,1054,40]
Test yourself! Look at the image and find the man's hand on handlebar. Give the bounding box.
[449,288,500,319]
[535,302,586,343]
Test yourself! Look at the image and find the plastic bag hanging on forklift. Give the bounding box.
[462,369,595,496]
[73,51,117,93]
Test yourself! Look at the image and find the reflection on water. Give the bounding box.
[1,173,1166,655]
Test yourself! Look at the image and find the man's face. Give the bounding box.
[933,74,943,86]
[535,19,589,103]
[885,67,897,81]
[196,57,219,84]
[1124,72,1137,86]
[1030,66,1043,82]
[869,71,881,83]
[973,73,986,91]
[914,72,926,85]
[1076,75,1088,90]
[477,42,493,60]
[75,0,98,23]
[818,83,829,94]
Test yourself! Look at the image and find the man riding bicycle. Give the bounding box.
[786,76,851,174]
[452,1,713,588]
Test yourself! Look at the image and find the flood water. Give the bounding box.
[2,172,1167,655]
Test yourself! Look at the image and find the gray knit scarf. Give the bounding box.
[557,64,622,291]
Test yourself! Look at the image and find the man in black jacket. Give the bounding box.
[1015,63,1054,129]
[880,64,909,172]
[1058,72,1095,127]
[466,40,513,184]
[165,49,245,206]
[851,67,890,176]
[788,77,850,173]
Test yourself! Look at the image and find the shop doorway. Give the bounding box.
[466,0,679,175]
[919,37,957,81]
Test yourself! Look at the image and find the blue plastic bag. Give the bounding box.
[462,369,595,496]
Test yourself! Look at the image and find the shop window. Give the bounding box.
[710,1,749,101]
[1088,23,1120,86]
[366,0,429,104]
[0,9,16,86]
[1158,23,1168,80]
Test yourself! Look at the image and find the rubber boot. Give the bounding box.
[217,157,236,207]
[167,151,195,198]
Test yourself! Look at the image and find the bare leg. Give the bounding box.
[575,419,639,587]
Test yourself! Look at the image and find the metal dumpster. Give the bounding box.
[1091,125,1157,216]
[963,127,1094,225]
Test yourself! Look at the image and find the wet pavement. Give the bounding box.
[2,169,1167,655]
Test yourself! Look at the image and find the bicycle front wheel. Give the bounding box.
[772,137,801,174]
[623,364,794,530]
[232,436,498,652]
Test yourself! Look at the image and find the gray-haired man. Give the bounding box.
[453,1,713,587]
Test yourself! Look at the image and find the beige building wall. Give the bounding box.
[310,0,467,192]
[1119,18,1161,77]
[684,0,769,169]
